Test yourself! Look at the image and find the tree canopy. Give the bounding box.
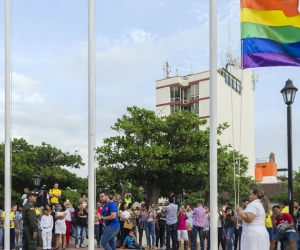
[96,106,255,205]
[0,138,86,204]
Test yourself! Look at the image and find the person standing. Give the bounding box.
[96,202,103,247]
[49,183,61,212]
[185,205,193,250]
[75,203,88,248]
[55,204,67,249]
[191,201,206,250]
[99,190,120,250]
[138,204,147,246]
[155,210,166,249]
[145,205,156,250]
[22,188,29,206]
[236,188,270,250]
[1,205,16,250]
[94,208,101,248]
[22,191,37,250]
[234,199,249,250]
[162,197,178,250]
[177,207,189,250]
[64,200,74,248]
[40,208,53,250]
[35,186,49,215]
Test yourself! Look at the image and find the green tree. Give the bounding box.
[96,106,254,205]
[0,138,86,204]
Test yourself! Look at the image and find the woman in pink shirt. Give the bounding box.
[177,207,189,250]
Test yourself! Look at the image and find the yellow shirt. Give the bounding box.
[35,208,40,217]
[1,211,15,228]
[49,188,61,204]
[265,210,273,228]
[282,206,289,214]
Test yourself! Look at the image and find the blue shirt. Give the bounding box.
[124,236,135,245]
[102,201,120,228]
[162,203,178,225]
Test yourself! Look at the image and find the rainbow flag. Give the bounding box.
[241,0,300,68]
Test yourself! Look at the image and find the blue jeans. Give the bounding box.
[234,226,242,250]
[75,225,86,246]
[0,228,2,247]
[19,232,23,248]
[101,225,120,250]
[145,221,155,246]
[166,223,178,250]
[223,227,234,250]
[95,224,100,246]
[192,226,204,250]
[128,242,142,249]
[266,227,274,242]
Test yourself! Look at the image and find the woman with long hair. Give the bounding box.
[203,206,210,250]
[145,205,156,250]
[236,188,270,250]
[55,204,67,250]
[223,207,235,250]
[119,201,131,245]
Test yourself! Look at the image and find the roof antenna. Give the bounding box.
[163,61,171,79]
[176,34,179,76]
[191,54,193,74]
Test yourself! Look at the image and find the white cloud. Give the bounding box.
[127,29,154,43]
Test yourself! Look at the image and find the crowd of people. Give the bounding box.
[1,184,300,250]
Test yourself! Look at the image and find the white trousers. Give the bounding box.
[42,230,52,250]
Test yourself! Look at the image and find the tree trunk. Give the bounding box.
[120,181,129,200]
[146,175,163,206]
[204,190,210,206]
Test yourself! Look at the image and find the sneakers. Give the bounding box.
[75,245,79,248]
[80,244,85,248]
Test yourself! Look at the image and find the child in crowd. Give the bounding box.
[121,230,143,249]
[40,208,53,250]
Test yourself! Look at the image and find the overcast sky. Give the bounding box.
[0,0,299,178]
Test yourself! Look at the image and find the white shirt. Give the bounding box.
[22,194,27,205]
[40,215,53,232]
[120,210,130,221]
[65,208,74,221]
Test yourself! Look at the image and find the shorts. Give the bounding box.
[177,230,188,241]
[203,226,210,231]
[272,231,296,242]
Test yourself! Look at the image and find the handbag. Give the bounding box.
[124,221,133,229]
[187,225,192,231]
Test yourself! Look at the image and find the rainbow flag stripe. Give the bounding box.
[241,0,300,68]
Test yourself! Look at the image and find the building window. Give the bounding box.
[182,106,191,111]
[190,83,199,99]
[219,69,242,94]
[182,88,190,103]
[170,86,181,102]
[170,104,181,114]
[191,102,199,114]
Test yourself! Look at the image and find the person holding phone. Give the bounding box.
[223,207,235,250]
[145,205,156,250]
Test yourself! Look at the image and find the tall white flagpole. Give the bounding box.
[209,0,218,249]
[4,0,12,249]
[88,0,95,249]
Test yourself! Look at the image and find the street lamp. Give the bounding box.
[281,79,298,217]
[97,184,104,194]
[33,173,41,189]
